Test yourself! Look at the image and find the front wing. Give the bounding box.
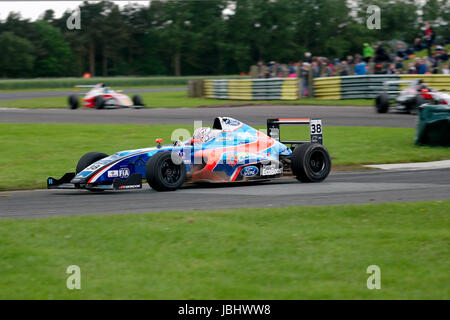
[47,173,142,190]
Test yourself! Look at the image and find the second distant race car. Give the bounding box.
[375,79,450,114]
[68,83,144,109]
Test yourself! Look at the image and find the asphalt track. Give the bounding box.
[1,168,449,218]
[0,105,416,128]
[0,87,186,102]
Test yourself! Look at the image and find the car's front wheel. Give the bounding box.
[375,93,390,113]
[76,152,109,174]
[95,96,105,109]
[146,151,186,191]
[291,143,331,182]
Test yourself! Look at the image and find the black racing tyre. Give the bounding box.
[410,95,424,114]
[76,152,109,174]
[146,151,186,191]
[132,94,144,106]
[95,96,105,109]
[291,143,331,183]
[375,93,390,113]
[68,94,79,109]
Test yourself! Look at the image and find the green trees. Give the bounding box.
[0,32,34,77]
[0,0,447,78]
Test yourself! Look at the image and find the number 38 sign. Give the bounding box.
[310,119,323,144]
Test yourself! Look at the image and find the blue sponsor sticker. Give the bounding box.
[241,165,259,177]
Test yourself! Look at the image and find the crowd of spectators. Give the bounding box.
[254,23,450,95]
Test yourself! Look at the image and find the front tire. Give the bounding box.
[375,93,390,113]
[291,143,331,182]
[95,96,105,109]
[410,95,424,115]
[146,151,186,191]
[76,152,109,174]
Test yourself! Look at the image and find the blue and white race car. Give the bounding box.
[47,117,331,192]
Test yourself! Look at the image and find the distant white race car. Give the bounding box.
[68,83,144,109]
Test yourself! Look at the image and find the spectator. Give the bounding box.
[311,61,320,78]
[407,63,416,74]
[304,52,312,63]
[423,22,435,57]
[442,64,450,74]
[363,43,374,63]
[374,42,390,63]
[257,61,265,78]
[417,58,428,74]
[394,56,403,71]
[396,43,407,60]
[386,63,398,74]
[354,60,367,75]
[339,61,350,76]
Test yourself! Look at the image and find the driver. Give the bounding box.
[173,127,220,146]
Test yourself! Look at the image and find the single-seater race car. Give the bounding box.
[47,117,331,192]
[68,83,144,109]
[375,79,450,114]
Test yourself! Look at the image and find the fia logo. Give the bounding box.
[119,168,130,179]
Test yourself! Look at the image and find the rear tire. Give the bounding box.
[68,95,79,109]
[146,151,186,191]
[375,93,390,113]
[95,96,105,109]
[132,94,144,106]
[76,152,109,174]
[291,143,331,182]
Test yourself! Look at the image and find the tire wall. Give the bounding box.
[313,74,450,100]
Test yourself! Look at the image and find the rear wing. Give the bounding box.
[267,118,323,145]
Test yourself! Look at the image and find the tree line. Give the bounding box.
[0,0,448,78]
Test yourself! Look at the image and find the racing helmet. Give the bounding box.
[193,127,213,143]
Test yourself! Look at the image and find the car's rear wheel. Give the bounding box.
[291,143,331,182]
[375,93,390,113]
[68,95,79,109]
[132,94,144,106]
[76,152,109,174]
[146,151,186,191]
[95,96,105,109]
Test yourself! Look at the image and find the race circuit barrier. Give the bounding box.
[313,74,450,100]
[204,78,299,100]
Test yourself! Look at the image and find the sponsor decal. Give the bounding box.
[119,184,141,189]
[261,164,283,176]
[224,118,241,126]
[107,170,118,178]
[86,163,102,171]
[119,168,130,179]
[241,166,259,177]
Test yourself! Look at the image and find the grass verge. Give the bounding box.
[0,123,449,191]
[0,90,372,109]
[0,201,448,299]
[0,75,249,90]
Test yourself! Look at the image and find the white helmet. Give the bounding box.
[193,127,212,143]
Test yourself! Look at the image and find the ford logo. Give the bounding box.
[241,166,259,177]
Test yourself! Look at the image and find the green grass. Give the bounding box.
[0,201,448,299]
[0,90,372,109]
[0,75,249,90]
[0,85,186,93]
[0,123,449,191]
